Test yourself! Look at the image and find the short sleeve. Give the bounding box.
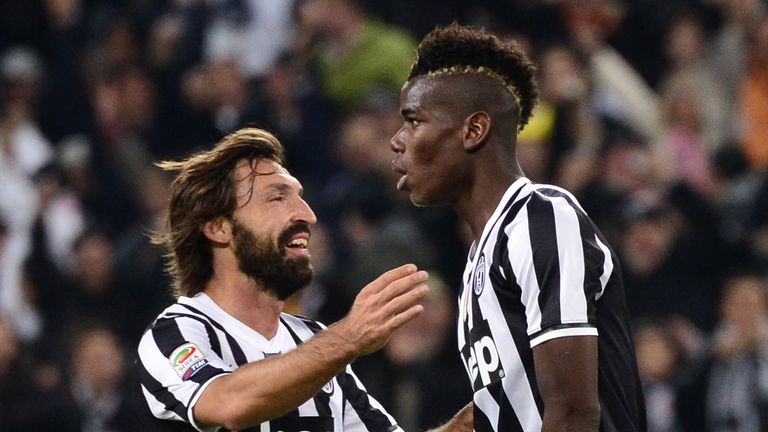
[137,316,232,431]
[507,191,604,347]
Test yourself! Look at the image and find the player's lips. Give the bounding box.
[282,228,311,257]
[391,159,408,191]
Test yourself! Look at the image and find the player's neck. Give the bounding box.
[205,272,284,339]
[456,169,522,243]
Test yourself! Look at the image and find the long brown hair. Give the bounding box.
[152,128,285,297]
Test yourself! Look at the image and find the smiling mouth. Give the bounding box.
[285,237,308,249]
[280,224,311,255]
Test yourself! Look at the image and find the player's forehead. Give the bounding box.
[400,76,437,105]
[400,75,465,120]
[231,158,301,193]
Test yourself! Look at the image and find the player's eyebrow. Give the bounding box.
[263,182,304,196]
[400,106,419,117]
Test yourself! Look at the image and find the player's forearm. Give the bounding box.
[540,404,600,432]
[425,402,474,432]
[194,325,358,430]
[194,265,428,430]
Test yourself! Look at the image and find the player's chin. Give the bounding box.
[409,191,437,208]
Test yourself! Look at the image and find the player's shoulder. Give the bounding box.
[526,182,586,214]
[142,297,209,333]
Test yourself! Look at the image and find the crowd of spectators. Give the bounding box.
[1,0,767,430]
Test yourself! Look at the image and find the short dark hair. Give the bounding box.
[409,23,539,131]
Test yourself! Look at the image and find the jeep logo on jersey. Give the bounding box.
[474,254,486,295]
[460,319,505,390]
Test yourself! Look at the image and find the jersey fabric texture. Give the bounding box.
[458,177,647,432]
[137,293,402,432]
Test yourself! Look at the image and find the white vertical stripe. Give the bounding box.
[479,264,543,431]
[141,385,184,421]
[505,205,543,335]
[348,369,400,427]
[551,196,589,323]
[342,399,363,430]
[474,387,500,430]
[595,235,613,300]
[458,257,472,350]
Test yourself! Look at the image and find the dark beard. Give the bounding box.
[231,221,313,300]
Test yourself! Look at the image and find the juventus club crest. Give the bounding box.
[474,254,486,295]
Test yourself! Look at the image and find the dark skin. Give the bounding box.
[391,74,601,432]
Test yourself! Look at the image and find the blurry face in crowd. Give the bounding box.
[339,110,401,178]
[72,328,124,397]
[721,275,767,332]
[635,325,679,382]
[665,16,704,64]
[230,159,317,299]
[0,317,19,374]
[621,215,677,275]
[73,232,114,294]
[391,77,467,207]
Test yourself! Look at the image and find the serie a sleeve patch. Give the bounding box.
[169,343,209,381]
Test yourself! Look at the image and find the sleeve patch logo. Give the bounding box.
[169,343,209,381]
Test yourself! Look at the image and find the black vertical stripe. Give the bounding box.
[162,313,223,358]
[278,317,334,418]
[473,398,495,432]
[280,316,304,345]
[297,316,324,333]
[493,380,524,432]
[152,318,189,357]
[535,187,606,321]
[178,303,248,366]
[463,191,529,375]
[312,385,334,419]
[490,233,544,416]
[337,368,394,431]
[138,353,189,422]
[577,221,603,321]
[526,192,562,328]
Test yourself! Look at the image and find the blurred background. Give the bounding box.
[0,0,767,430]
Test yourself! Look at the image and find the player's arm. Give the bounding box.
[193,264,429,431]
[425,402,474,432]
[533,336,600,432]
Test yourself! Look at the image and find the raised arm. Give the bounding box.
[194,264,429,431]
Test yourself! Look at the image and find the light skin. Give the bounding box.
[190,159,471,431]
[392,75,600,432]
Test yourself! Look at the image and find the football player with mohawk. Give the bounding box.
[391,24,647,432]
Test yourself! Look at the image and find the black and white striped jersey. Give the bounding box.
[137,293,402,432]
[458,178,646,432]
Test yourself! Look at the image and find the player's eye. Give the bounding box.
[409,118,421,127]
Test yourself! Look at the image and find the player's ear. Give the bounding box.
[200,217,232,245]
[462,111,491,153]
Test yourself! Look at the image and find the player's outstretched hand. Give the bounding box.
[332,264,429,357]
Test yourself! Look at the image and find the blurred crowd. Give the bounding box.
[0,0,767,431]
